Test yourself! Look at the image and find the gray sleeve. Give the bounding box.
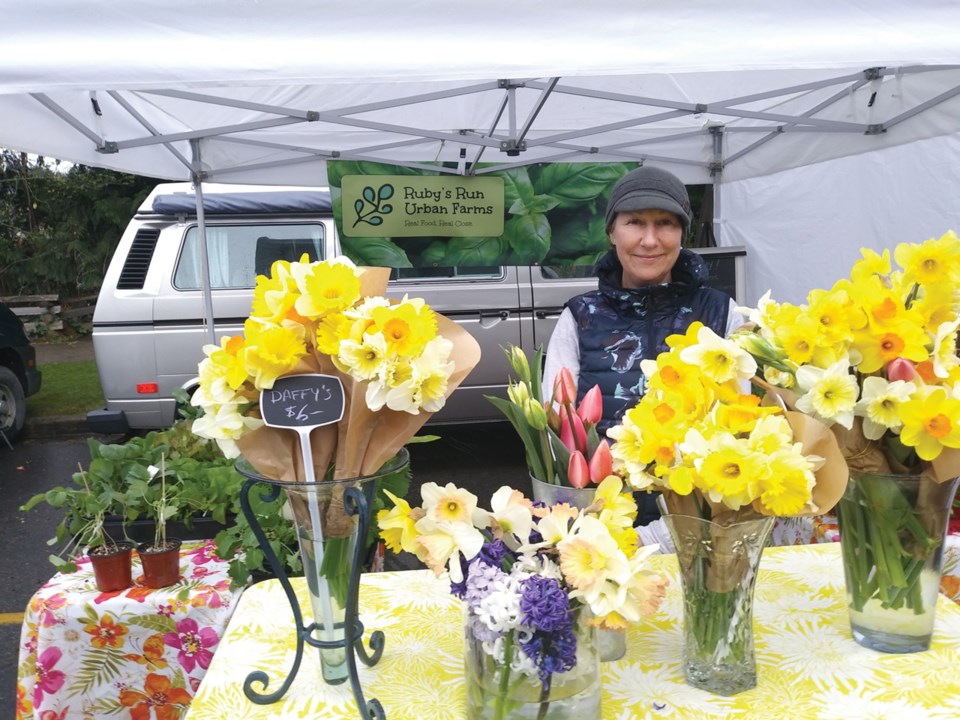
[542,308,580,402]
[726,297,746,337]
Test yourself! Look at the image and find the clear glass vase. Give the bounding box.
[529,476,626,662]
[662,513,774,696]
[837,471,959,653]
[283,449,409,684]
[464,604,601,720]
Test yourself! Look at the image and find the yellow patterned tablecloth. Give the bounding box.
[186,543,960,720]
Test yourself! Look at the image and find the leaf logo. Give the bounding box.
[352,183,395,227]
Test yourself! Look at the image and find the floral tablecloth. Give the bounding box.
[16,540,241,720]
[770,516,960,604]
[185,542,960,719]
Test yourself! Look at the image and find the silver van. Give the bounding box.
[88,182,745,433]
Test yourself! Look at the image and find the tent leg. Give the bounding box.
[190,139,216,346]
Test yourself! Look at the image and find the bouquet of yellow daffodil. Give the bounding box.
[728,231,960,628]
[607,321,847,524]
[192,255,479,477]
[191,254,480,681]
[378,475,667,719]
[607,322,847,692]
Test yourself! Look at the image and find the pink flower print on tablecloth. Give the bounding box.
[33,646,66,707]
[190,579,231,609]
[182,540,218,566]
[39,709,68,720]
[163,618,219,673]
[30,593,67,627]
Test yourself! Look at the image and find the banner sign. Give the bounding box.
[340,175,504,237]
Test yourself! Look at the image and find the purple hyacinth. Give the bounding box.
[519,575,570,632]
[478,538,514,568]
[518,575,577,687]
[464,557,507,610]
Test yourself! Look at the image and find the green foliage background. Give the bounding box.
[0,150,157,297]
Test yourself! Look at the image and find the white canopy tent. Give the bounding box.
[3,0,960,307]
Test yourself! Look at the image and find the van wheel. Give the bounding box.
[0,367,26,443]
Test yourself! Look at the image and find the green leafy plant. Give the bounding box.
[46,464,126,573]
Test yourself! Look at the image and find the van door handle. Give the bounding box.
[479,310,509,329]
[535,309,564,319]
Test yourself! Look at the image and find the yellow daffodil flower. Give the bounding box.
[899,385,960,460]
[242,321,306,390]
[894,231,960,287]
[679,325,757,384]
[292,258,362,319]
[377,489,421,555]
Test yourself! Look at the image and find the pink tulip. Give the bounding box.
[589,440,612,483]
[554,367,577,405]
[886,357,916,383]
[577,385,603,426]
[568,451,590,488]
[560,409,588,453]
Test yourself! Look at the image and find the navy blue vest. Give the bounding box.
[567,249,730,434]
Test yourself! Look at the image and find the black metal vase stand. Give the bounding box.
[236,464,387,719]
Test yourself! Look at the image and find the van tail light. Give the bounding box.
[137,383,159,394]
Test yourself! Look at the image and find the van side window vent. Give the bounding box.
[117,228,161,289]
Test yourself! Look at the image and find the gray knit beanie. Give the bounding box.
[604,166,691,234]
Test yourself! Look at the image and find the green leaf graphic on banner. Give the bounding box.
[503,213,551,263]
[444,236,507,266]
[534,163,631,208]
[340,236,412,267]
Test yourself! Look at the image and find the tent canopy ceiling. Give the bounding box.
[3,1,960,185]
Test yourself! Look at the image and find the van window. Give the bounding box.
[539,265,597,279]
[174,223,325,289]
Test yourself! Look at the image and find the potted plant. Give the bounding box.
[137,454,182,588]
[50,465,134,592]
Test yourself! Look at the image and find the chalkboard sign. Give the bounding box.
[260,374,345,429]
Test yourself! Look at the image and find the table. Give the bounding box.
[185,543,960,719]
[16,540,242,720]
[774,515,960,604]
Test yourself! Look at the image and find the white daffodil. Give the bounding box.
[191,401,263,458]
[412,515,484,583]
[419,481,481,525]
[794,359,859,428]
[337,331,387,381]
[680,325,758,384]
[932,319,960,379]
[558,515,632,593]
[737,290,777,333]
[854,376,916,440]
[487,486,534,548]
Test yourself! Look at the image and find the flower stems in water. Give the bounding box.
[839,473,939,613]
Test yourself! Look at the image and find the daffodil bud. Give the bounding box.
[508,380,530,406]
[507,345,531,383]
[523,398,548,430]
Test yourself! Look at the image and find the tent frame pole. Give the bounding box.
[190,139,217,346]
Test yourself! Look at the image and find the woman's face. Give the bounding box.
[608,209,683,288]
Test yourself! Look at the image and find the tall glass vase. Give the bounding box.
[836,471,959,653]
[282,449,409,684]
[529,476,626,662]
[465,604,600,720]
[662,513,774,696]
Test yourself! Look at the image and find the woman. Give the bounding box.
[543,165,744,538]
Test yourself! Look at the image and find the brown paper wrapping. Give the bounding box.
[236,265,482,484]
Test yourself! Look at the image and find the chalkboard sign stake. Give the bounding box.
[260,374,347,646]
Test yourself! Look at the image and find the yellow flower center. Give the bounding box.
[653,402,674,424]
[926,414,952,439]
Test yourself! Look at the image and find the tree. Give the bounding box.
[0,151,157,297]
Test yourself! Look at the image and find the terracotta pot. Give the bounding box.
[89,542,134,592]
[137,538,183,589]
